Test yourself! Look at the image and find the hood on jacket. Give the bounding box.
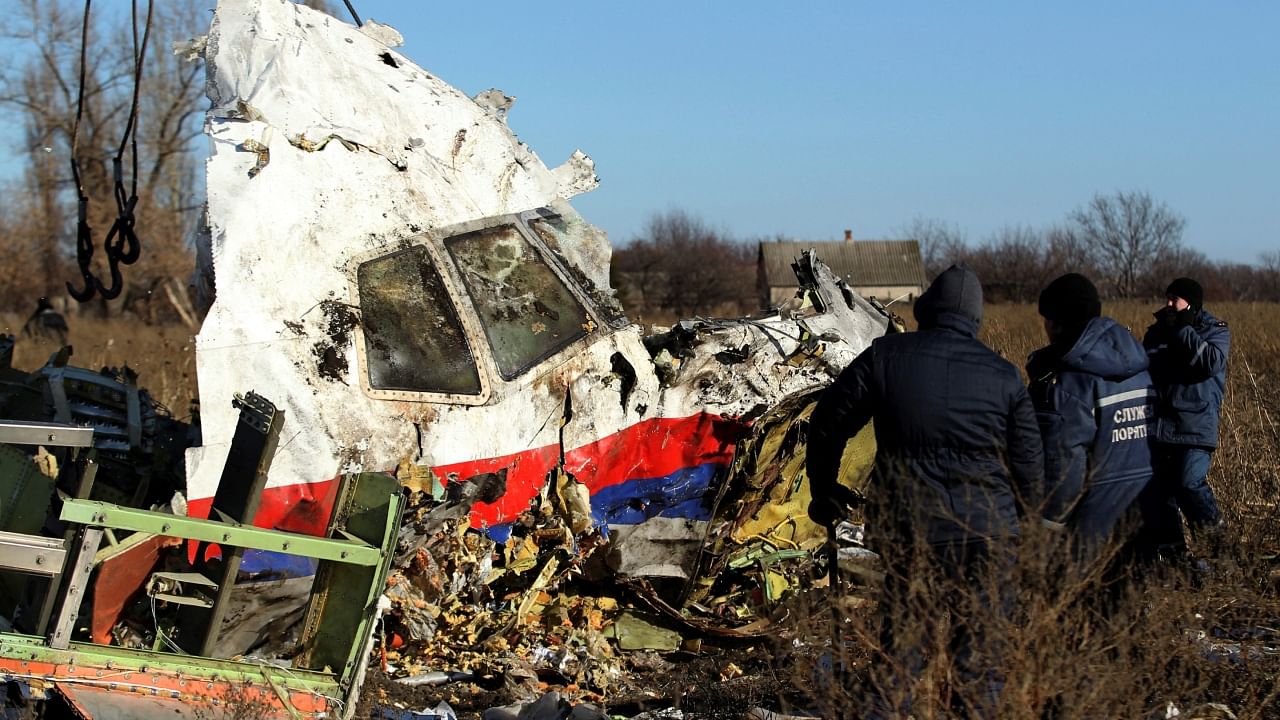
[914,263,983,332]
[1058,316,1149,380]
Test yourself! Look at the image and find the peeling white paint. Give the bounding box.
[359,19,403,48]
[188,0,892,545]
[552,150,600,198]
[472,89,515,124]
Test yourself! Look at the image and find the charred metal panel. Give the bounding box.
[190,0,612,505]
[187,0,892,610]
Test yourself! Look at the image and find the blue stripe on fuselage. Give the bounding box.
[589,462,723,525]
[480,461,727,543]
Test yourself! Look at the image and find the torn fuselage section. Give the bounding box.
[188,0,892,657]
[189,0,616,512]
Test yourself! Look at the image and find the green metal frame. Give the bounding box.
[7,475,405,718]
[5,379,404,718]
[59,499,382,566]
[0,632,341,697]
[295,473,404,690]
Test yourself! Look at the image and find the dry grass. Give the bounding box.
[780,524,1280,719]
[777,300,1280,720]
[3,302,1277,719]
[1,311,199,418]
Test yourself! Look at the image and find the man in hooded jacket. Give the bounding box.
[807,264,1044,718]
[1027,273,1154,549]
[1141,277,1229,558]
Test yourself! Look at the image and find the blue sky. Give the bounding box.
[4,1,1277,262]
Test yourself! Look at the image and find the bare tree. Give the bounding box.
[612,210,755,319]
[1257,250,1280,302]
[0,192,43,308]
[0,0,208,316]
[1144,245,1212,299]
[897,215,968,281]
[1042,225,1098,282]
[971,225,1053,303]
[610,233,664,311]
[1066,191,1185,298]
[1,1,123,301]
[1203,261,1260,302]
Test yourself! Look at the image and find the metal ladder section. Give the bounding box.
[3,393,404,717]
[0,419,97,637]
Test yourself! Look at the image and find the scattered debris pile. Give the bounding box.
[382,469,643,704]
[373,386,882,714]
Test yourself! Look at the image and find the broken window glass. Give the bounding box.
[357,245,481,395]
[528,214,628,327]
[446,225,590,380]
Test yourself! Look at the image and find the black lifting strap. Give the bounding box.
[342,0,364,27]
[96,0,152,300]
[66,0,96,302]
[65,0,152,303]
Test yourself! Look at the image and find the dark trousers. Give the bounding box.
[863,539,1012,720]
[1139,444,1222,557]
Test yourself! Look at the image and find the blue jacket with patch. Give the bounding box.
[1142,309,1230,448]
[1026,317,1154,544]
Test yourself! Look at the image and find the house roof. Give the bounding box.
[758,240,927,288]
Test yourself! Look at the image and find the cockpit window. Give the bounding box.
[357,245,481,395]
[528,214,628,327]
[446,225,591,379]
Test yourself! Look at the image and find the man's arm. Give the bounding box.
[806,347,876,498]
[1007,384,1047,519]
[1177,322,1229,379]
[1034,387,1093,522]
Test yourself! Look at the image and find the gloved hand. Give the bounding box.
[1174,308,1196,328]
[807,484,864,527]
[1040,518,1067,533]
[1155,306,1177,329]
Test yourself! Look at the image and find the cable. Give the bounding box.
[150,594,185,654]
[145,597,339,716]
[248,658,345,718]
[66,0,96,302]
[96,0,153,300]
[342,0,363,27]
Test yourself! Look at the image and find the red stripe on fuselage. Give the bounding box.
[430,445,561,527]
[432,413,746,528]
[566,413,743,493]
[184,413,748,541]
[186,477,341,561]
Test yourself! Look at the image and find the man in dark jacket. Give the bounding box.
[807,264,1044,718]
[1141,277,1229,557]
[1027,274,1154,549]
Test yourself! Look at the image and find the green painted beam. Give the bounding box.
[59,499,382,566]
[0,632,341,695]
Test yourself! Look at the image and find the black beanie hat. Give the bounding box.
[1165,277,1203,310]
[1038,273,1102,324]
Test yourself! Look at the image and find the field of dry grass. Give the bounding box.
[3,301,1277,719]
[784,300,1280,719]
[1,311,199,419]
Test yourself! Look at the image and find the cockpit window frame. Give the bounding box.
[348,209,608,405]
[350,236,492,405]
[444,223,593,381]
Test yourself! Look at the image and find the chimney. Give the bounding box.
[844,229,853,243]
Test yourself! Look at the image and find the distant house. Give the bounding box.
[757,230,926,308]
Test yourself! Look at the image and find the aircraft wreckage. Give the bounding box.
[1,0,895,716]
